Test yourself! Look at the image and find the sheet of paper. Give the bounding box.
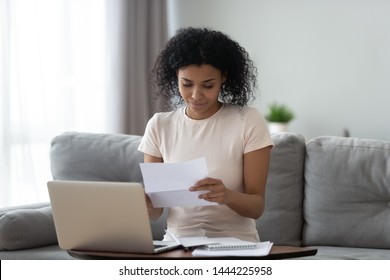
[192,241,273,257]
[140,157,217,207]
[165,230,223,248]
[165,230,215,248]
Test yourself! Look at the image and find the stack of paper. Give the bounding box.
[166,230,273,256]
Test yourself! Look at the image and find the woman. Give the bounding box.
[138,27,273,242]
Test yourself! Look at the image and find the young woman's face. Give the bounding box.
[177,64,226,120]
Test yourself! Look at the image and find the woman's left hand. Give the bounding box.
[189,177,232,205]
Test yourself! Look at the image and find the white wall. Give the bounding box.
[167,0,390,141]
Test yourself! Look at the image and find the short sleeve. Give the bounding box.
[243,107,273,154]
[138,114,163,158]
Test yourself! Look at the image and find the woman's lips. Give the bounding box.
[189,102,207,109]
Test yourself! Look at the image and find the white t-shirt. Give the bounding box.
[138,103,273,242]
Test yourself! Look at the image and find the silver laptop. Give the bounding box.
[47,180,179,254]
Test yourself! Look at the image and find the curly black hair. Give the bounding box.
[151,27,258,109]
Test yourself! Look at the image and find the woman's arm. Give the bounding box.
[143,153,164,220]
[190,146,272,219]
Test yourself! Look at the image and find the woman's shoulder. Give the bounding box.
[222,104,263,118]
[148,108,183,125]
[152,108,183,118]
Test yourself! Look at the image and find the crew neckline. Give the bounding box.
[182,103,226,122]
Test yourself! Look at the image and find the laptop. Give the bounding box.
[47,180,180,254]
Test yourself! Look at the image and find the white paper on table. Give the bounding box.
[139,157,217,207]
[165,230,219,248]
[192,241,274,257]
[165,230,258,250]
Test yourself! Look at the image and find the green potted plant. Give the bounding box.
[265,103,294,133]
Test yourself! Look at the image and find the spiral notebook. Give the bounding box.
[200,238,257,251]
[192,241,273,257]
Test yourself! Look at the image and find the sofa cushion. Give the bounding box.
[0,203,58,250]
[0,244,75,260]
[256,132,306,246]
[299,246,390,260]
[303,136,390,249]
[50,132,144,182]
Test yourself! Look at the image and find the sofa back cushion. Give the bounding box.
[51,132,144,182]
[256,133,306,246]
[303,136,390,249]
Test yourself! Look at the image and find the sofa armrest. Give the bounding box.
[0,203,58,250]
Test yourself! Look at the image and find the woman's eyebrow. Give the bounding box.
[180,77,193,82]
[180,77,217,83]
[202,78,217,83]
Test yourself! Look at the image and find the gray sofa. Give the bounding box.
[1,131,390,259]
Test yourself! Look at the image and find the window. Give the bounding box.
[0,0,107,206]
